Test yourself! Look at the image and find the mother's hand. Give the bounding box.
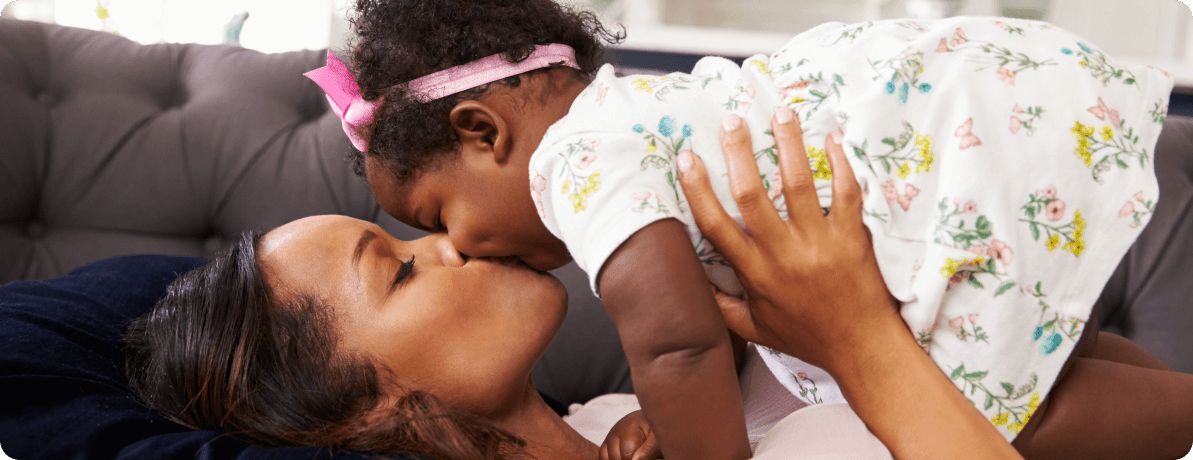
[678,109,1022,460]
[676,110,898,374]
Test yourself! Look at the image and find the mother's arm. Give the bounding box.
[676,108,1022,460]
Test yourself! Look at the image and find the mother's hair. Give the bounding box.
[123,232,527,460]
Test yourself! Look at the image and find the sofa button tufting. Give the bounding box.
[25,221,46,239]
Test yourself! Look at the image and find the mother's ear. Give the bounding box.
[449,101,512,163]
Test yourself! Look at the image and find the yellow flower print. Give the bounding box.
[1009,392,1043,433]
[1100,125,1114,142]
[915,133,934,173]
[561,180,573,195]
[991,413,1009,426]
[645,142,658,153]
[941,257,961,278]
[1063,210,1087,257]
[807,146,832,180]
[1045,234,1060,251]
[897,162,912,180]
[749,59,770,75]
[566,170,603,213]
[1070,121,1096,167]
[632,78,653,93]
[1070,121,1095,138]
[792,95,805,104]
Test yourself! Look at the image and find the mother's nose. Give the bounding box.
[428,233,468,267]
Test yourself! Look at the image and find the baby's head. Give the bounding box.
[346,0,622,270]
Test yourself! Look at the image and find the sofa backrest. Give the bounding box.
[0,17,405,282]
[0,17,633,405]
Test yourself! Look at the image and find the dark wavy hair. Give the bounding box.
[123,233,526,459]
[346,0,624,182]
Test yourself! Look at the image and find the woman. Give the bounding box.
[126,119,1183,460]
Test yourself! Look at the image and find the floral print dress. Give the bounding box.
[528,16,1173,440]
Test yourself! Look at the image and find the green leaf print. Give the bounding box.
[994,281,1017,297]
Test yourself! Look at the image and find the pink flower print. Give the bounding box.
[964,201,977,214]
[1119,201,1135,218]
[595,84,609,106]
[1041,185,1057,200]
[1010,116,1023,134]
[1045,199,1067,222]
[955,118,982,150]
[882,179,898,203]
[996,67,1016,85]
[530,171,547,219]
[740,101,752,112]
[1013,104,1026,114]
[632,192,651,201]
[949,317,965,329]
[745,84,756,99]
[950,28,968,46]
[1134,191,1146,202]
[969,243,990,257]
[768,175,784,201]
[936,38,949,53]
[967,314,980,325]
[992,20,1007,30]
[780,80,810,98]
[576,151,596,169]
[895,183,920,211]
[1088,97,1121,130]
[797,372,808,380]
[654,193,666,203]
[990,239,1014,265]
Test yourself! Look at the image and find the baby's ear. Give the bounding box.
[449,101,511,162]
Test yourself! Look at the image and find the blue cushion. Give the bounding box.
[0,255,378,460]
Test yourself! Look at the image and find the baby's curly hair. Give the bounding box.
[346,0,624,183]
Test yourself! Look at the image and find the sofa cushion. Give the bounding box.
[0,17,386,282]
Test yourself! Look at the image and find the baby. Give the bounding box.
[307,0,1188,457]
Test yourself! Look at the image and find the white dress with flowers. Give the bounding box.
[528,17,1173,440]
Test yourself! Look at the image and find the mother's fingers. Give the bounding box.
[772,107,822,227]
[677,150,753,264]
[824,135,864,231]
[720,114,786,241]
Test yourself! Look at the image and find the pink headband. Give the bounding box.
[303,44,580,151]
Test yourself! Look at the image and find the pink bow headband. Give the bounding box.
[303,44,580,151]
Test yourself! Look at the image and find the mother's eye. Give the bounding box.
[390,255,415,291]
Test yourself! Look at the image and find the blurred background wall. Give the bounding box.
[3,0,1191,88]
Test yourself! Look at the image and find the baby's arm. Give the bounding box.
[599,218,751,460]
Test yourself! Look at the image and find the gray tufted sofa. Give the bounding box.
[1,14,1191,408]
[0,17,632,407]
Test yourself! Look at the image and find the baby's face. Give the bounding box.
[367,156,573,272]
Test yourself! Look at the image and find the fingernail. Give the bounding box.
[775,106,794,124]
[678,150,694,173]
[830,130,843,145]
[722,113,742,131]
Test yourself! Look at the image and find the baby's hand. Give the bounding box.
[600,410,663,460]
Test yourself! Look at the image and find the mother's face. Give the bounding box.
[257,215,568,417]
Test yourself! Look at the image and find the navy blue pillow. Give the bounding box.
[0,255,379,460]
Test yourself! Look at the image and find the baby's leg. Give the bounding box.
[1090,331,1171,371]
[1013,333,1193,459]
